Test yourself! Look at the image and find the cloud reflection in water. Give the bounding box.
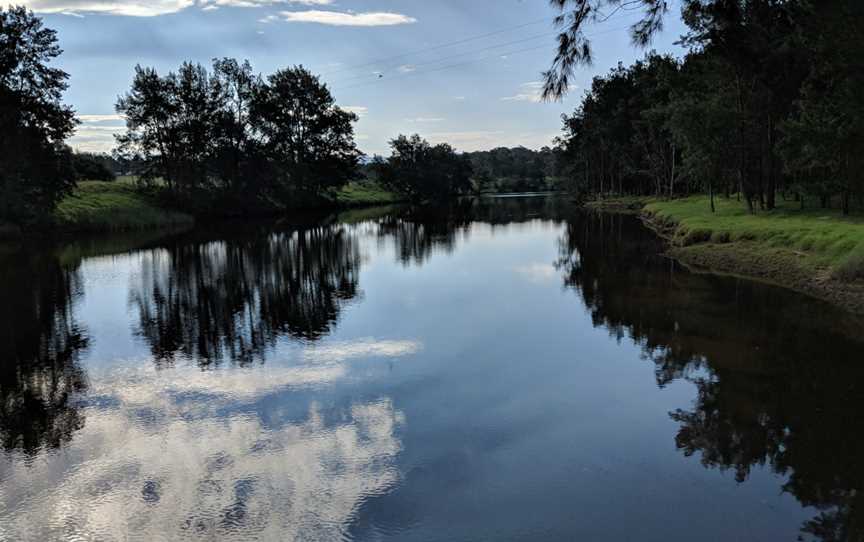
[0,338,419,541]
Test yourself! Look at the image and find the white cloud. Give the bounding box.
[405,117,444,123]
[279,10,416,26]
[204,0,333,8]
[78,113,125,122]
[19,0,334,17]
[69,114,126,153]
[19,0,194,17]
[501,81,545,103]
[397,64,416,73]
[342,105,368,117]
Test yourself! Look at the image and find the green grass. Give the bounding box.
[55,180,194,232]
[645,196,864,279]
[335,181,400,206]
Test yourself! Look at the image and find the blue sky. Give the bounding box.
[22,0,688,155]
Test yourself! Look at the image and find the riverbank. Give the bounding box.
[45,179,401,234]
[55,181,195,232]
[635,195,864,314]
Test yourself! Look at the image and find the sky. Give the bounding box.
[20,0,689,155]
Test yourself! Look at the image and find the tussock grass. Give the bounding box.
[645,196,864,279]
[55,181,194,232]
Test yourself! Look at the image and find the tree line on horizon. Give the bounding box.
[0,6,560,227]
[551,0,864,214]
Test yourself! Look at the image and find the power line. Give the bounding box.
[326,30,561,86]
[319,16,553,77]
[331,19,643,94]
[333,43,552,92]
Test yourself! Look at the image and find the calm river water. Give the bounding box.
[1,195,863,541]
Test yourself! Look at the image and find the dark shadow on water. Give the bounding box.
[0,249,89,454]
[558,210,864,542]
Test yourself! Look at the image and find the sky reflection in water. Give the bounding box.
[1,197,863,541]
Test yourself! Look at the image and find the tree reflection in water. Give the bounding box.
[558,211,864,542]
[0,249,89,454]
[375,196,569,267]
[130,224,362,365]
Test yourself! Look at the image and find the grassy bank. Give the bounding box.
[55,180,194,232]
[334,181,401,206]
[640,195,864,313]
[51,179,398,233]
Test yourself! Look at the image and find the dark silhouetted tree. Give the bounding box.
[0,6,77,225]
[375,134,473,201]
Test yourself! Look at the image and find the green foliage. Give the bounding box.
[0,6,77,226]
[55,181,193,232]
[543,0,668,99]
[71,152,115,182]
[779,0,864,215]
[375,134,473,202]
[557,54,682,198]
[464,146,559,193]
[646,196,864,274]
[555,0,863,216]
[116,60,361,213]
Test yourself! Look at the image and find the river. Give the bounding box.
[1,195,862,541]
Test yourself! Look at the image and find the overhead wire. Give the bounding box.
[330,18,643,94]
[319,16,554,77]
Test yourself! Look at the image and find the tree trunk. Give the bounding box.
[709,181,715,213]
[766,114,776,210]
[669,143,676,199]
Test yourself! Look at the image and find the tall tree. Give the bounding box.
[250,66,361,201]
[0,6,77,225]
[780,0,864,215]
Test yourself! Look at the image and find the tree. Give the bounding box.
[117,61,362,212]
[543,0,668,99]
[71,152,115,182]
[211,58,257,195]
[116,62,222,200]
[376,134,473,201]
[666,53,738,211]
[780,0,864,215]
[250,66,361,201]
[0,6,77,225]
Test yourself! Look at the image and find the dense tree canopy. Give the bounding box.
[117,60,361,213]
[554,0,864,214]
[373,134,473,201]
[0,6,77,225]
[465,146,560,193]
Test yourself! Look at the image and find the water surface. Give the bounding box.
[1,196,863,541]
